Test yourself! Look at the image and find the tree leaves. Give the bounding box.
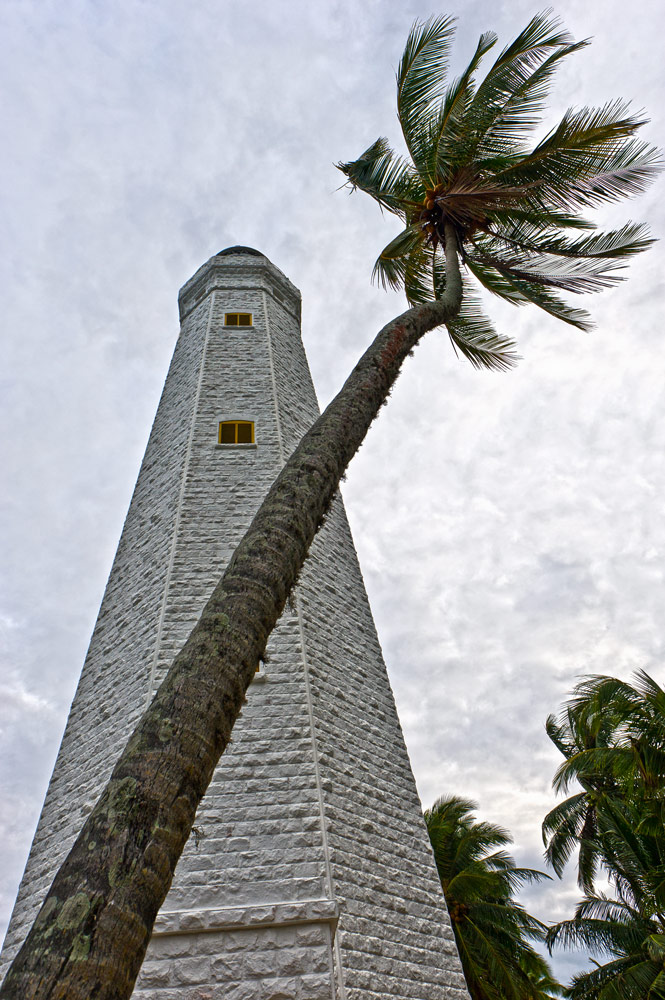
[397,15,456,179]
[425,795,562,1000]
[445,283,520,372]
[336,138,420,215]
[544,672,665,999]
[337,13,659,371]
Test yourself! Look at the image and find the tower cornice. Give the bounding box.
[178,250,301,323]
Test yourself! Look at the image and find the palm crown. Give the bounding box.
[543,673,665,999]
[425,795,561,1000]
[337,13,659,371]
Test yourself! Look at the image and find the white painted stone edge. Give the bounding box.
[153,898,340,937]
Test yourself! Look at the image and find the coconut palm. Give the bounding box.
[543,672,665,890]
[542,693,622,894]
[338,13,658,369]
[544,672,665,998]
[425,795,562,1000]
[546,804,665,999]
[551,673,665,810]
[2,16,658,1000]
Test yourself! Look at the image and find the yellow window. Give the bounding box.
[218,420,254,445]
[224,312,252,327]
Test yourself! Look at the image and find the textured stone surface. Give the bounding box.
[1,251,469,999]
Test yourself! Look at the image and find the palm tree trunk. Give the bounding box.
[0,227,462,1000]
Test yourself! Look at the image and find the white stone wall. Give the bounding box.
[1,250,469,1000]
[0,264,207,974]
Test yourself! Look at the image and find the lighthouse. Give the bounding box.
[1,248,469,999]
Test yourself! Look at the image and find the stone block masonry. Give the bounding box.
[1,247,470,999]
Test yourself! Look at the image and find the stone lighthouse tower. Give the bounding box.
[1,248,469,999]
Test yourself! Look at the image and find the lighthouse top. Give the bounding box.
[216,244,265,257]
[178,244,301,321]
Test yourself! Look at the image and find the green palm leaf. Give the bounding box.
[500,275,594,331]
[544,671,665,998]
[467,247,625,294]
[648,969,665,1000]
[542,792,599,887]
[397,15,456,178]
[479,221,654,262]
[472,37,591,165]
[429,30,498,181]
[426,795,562,1000]
[372,224,428,293]
[337,137,421,215]
[567,956,656,1000]
[467,259,594,331]
[443,279,520,372]
[473,39,589,164]
[497,104,661,212]
[460,14,578,159]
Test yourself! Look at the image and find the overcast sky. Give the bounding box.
[1,0,664,986]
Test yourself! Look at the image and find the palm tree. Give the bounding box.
[2,16,658,1000]
[425,795,562,1000]
[543,672,665,887]
[550,672,665,811]
[544,672,665,998]
[546,805,665,999]
[542,692,622,894]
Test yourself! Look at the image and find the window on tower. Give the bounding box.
[224,312,253,327]
[218,420,255,445]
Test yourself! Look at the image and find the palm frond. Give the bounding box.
[466,258,594,331]
[471,899,548,940]
[481,221,654,262]
[572,955,664,1000]
[404,250,438,305]
[543,666,665,997]
[496,103,662,211]
[484,11,573,74]
[426,794,559,1000]
[547,140,662,212]
[429,30,498,180]
[372,224,429,293]
[542,792,597,883]
[573,893,642,927]
[549,750,604,796]
[530,100,649,159]
[547,911,644,955]
[545,711,581,756]
[566,955,656,1000]
[496,273,594,331]
[488,207,596,231]
[467,248,626,294]
[461,912,547,999]
[641,967,665,1000]
[462,13,578,159]
[454,831,518,865]
[397,15,456,177]
[474,39,589,165]
[634,670,665,713]
[336,138,421,215]
[444,281,520,372]
[465,257,533,307]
